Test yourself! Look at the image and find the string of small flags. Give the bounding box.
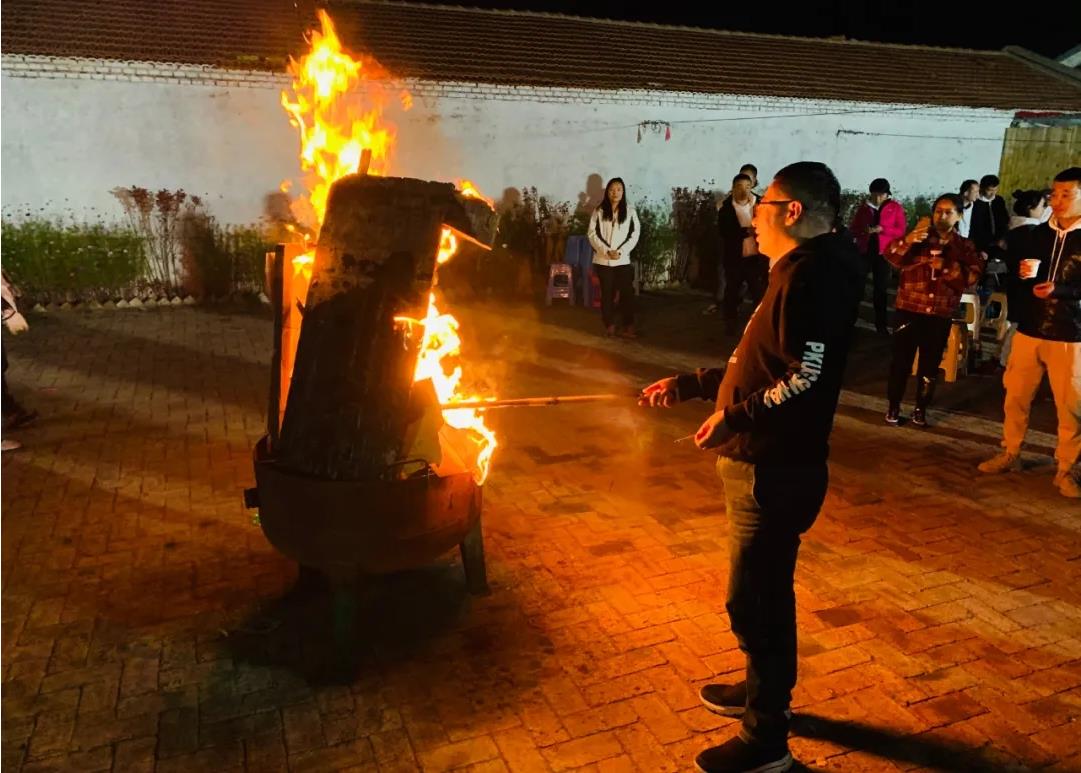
[636,120,672,143]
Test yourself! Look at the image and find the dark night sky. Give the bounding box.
[406,0,1078,60]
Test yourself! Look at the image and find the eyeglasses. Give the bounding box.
[754,199,795,210]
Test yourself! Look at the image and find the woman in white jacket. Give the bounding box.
[588,177,642,338]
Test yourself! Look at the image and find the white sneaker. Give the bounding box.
[1055,470,1081,499]
[1,439,22,452]
[978,451,1021,474]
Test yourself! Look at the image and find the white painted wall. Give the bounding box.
[1,56,1014,226]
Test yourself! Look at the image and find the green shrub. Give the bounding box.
[0,217,144,301]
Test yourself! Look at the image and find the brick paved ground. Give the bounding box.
[3,302,1080,772]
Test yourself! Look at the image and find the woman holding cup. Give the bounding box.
[882,194,984,426]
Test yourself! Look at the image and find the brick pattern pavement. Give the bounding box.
[3,306,1080,772]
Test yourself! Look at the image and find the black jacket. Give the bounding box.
[1010,219,1081,343]
[717,193,759,263]
[970,196,1009,253]
[676,231,865,465]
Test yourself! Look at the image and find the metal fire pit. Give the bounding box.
[249,436,487,593]
[244,233,490,595]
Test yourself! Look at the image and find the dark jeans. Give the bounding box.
[2,349,18,417]
[594,263,634,329]
[717,457,828,748]
[723,254,768,325]
[887,310,952,405]
[864,252,890,331]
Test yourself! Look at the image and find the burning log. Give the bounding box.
[275,174,496,480]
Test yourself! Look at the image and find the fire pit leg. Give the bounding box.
[460,488,489,595]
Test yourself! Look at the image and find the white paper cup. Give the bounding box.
[1020,259,1041,279]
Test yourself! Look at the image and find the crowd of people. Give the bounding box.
[590,164,1080,500]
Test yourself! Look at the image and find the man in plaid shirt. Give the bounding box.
[883,193,983,426]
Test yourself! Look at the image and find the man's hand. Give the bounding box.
[606,249,619,260]
[639,377,680,408]
[868,225,881,234]
[694,410,734,449]
[1033,282,1055,299]
[4,312,29,335]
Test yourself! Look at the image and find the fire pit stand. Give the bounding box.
[244,175,497,595]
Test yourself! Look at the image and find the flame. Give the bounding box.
[283,12,496,484]
[281,9,402,230]
[436,227,458,265]
[457,179,495,208]
[395,232,497,484]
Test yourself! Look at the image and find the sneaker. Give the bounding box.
[1055,470,1081,499]
[978,451,1022,474]
[700,683,792,719]
[695,735,793,773]
[700,682,747,717]
[885,407,900,425]
[703,303,720,315]
[911,408,928,427]
[1,439,22,452]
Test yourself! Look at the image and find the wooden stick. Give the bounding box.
[440,393,628,410]
[358,148,372,176]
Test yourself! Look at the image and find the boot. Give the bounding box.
[912,376,937,427]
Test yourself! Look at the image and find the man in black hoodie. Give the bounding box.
[640,162,864,773]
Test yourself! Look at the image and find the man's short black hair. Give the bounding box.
[980,174,1000,189]
[869,178,891,195]
[740,163,758,176]
[959,179,978,195]
[732,173,752,185]
[772,161,841,229]
[1053,167,1081,185]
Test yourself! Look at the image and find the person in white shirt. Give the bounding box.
[587,177,642,338]
[717,174,764,334]
[958,179,979,238]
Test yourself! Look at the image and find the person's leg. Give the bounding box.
[595,265,616,332]
[615,263,636,331]
[999,322,1017,368]
[912,316,952,423]
[1044,341,1081,476]
[1000,332,1047,456]
[717,458,827,749]
[747,255,769,309]
[722,256,745,328]
[872,255,891,332]
[1,348,15,418]
[887,311,920,411]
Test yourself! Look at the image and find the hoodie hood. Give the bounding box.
[1048,215,1081,282]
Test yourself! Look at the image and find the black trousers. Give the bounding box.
[723,254,768,324]
[2,349,18,417]
[864,253,891,331]
[718,457,829,747]
[594,264,634,328]
[887,310,952,405]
